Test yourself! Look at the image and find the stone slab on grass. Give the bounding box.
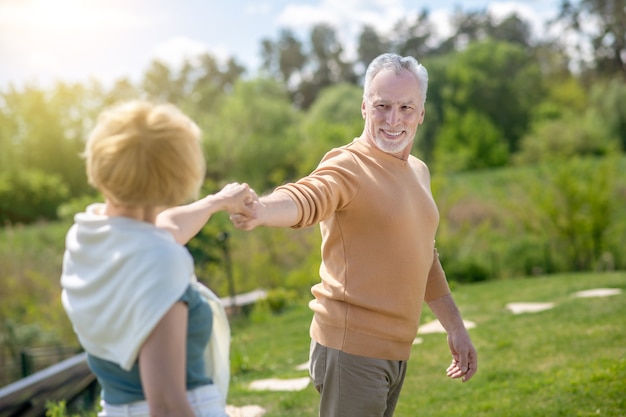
[574,288,622,298]
[249,377,311,392]
[506,302,555,314]
[418,319,476,334]
[226,404,266,417]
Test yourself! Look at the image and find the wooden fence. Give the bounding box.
[0,353,96,417]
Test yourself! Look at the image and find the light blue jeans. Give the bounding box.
[97,384,226,417]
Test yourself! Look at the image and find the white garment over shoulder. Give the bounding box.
[61,203,230,404]
[193,280,230,405]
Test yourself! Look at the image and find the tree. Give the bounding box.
[446,8,493,50]
[438,40,545,153]
[489,13,532,48]
[0,94,18,172]
[391,10,436,59]
[356,25,390,78]
[260,29,307,87]
[414,54,452,162]
[300,83,363,174]
[0,82,102,196]
[142,60,179,103]
[296,24,356,109]
[587,77,626,150]
[141,53,245,110]
[437,9,533,53]
[104,78,141,106]
[531,75,588,121]
[434,109,508,173]
[261,25,356,108]
[190,54,246,113]
[201,78,303,192]
[554,0,626,79]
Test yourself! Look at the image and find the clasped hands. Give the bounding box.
[218,182,259,230]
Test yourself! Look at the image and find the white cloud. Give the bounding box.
[277,4,333,28]
[244,2,272,16]
[151,36,211,70]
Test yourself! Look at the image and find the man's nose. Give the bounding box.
[386,108,401,125]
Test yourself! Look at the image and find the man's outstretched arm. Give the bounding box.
[230,190,299,231]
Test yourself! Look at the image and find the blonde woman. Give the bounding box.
[61,101,254,417]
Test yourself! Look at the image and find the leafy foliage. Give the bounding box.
[0,169,69,224]
[299,83,363,174]
[45,400,97,417]
[433,155,625,280]
[201,78,303,193]
[434,109,508,172]
[437,40,544,154]
[516,156,620,272]
[0,82,102,196]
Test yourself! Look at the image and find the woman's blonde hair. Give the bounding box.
[85,101,205,207]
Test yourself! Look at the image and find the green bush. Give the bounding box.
[443,259,490,283]
[0,169,69,224]
[265,288,298,314]
[518,156,619,272]
[45,400,97,417]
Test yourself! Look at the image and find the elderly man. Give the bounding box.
[231,53,477,417]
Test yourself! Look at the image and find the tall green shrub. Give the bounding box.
[0,169,69,224]
[516,156,618,271]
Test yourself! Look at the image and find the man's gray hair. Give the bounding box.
[363,53,429,105]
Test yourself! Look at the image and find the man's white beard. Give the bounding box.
[374,134,412,154]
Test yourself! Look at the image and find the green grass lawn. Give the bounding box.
[227,272,626,417]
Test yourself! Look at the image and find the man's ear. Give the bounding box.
[418,108,425,125]
[361,101,367,119]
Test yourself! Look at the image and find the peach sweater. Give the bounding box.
[276,139,450,360]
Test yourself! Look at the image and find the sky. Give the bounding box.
[0,0,564,90]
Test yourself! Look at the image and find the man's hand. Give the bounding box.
[445,328,478,382]
[230,202,261,231]
[426,293,478,383]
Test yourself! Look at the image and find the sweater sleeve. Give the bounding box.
[424,248,451,302]
[275,148,360,229]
